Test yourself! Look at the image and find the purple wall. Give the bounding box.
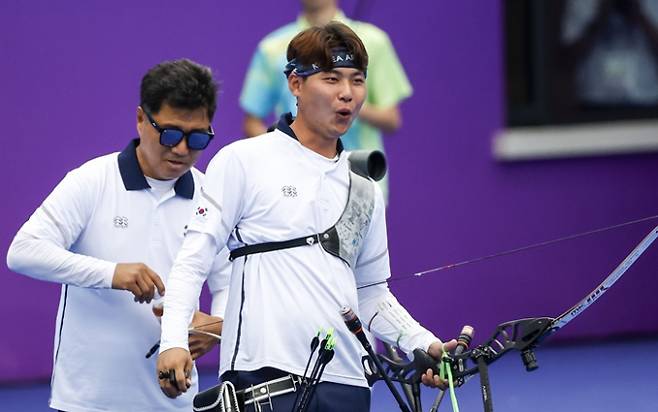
[2,0,657,382]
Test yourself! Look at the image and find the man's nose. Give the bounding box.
[170,136,190,156]
[338,80,353,102]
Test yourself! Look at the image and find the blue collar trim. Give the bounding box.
[117,139,194,199]
[276,113,344,154]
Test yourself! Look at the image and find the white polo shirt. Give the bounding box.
[161,117,438,388]
[7,140,229,412]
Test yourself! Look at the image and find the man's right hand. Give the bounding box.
[111,263,165,303]
[157,348,193,398]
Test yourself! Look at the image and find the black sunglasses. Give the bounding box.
[143,108,214,150]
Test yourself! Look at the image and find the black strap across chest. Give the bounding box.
[229,232,333,261]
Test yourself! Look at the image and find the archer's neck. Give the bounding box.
[290,117,339,159]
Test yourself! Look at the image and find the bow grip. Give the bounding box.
[412,348,441,376]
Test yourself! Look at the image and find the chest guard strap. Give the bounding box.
[229,164,377,267]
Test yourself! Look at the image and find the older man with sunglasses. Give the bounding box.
[6,59,229,412]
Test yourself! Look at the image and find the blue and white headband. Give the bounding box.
[284,48,367,78]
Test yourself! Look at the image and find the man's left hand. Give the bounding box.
[421,339,458,389]
[189,311,222,360]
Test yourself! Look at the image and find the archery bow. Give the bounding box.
[362,223,658,412]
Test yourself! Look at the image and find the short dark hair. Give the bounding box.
[286,22,368,73]
[140,59,219,120]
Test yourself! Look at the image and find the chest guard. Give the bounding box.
[229,150,384,267]
[316,170,374,267]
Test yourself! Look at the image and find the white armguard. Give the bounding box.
[358,283,439,359]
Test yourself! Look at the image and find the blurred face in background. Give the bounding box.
[301,0,336,13]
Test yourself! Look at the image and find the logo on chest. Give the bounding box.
[113,216,129,228]
[281,185,298,198]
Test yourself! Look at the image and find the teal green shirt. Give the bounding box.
[240,11,412,199]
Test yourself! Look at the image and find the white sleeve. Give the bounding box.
[7,232,115,288]
[160,146,246,352]
[358,282,439,359]
[6,166,115,289]
[207,247,231,318]
[186,145,246,247]
[160,231,219,352]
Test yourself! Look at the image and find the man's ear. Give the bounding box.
[136,106,146,136]
[288,73,304,98]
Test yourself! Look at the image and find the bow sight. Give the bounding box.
[364,317,552,412]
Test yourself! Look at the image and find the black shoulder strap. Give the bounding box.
[229,233,325,261]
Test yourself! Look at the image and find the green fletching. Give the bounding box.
[325,336,337,350]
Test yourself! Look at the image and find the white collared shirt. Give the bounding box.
[7,141,229,412]
[161,129,437,388]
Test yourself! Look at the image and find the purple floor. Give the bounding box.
[2,338,657,411]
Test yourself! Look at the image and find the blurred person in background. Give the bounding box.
[240,0,412,201]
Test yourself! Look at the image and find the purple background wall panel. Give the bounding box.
[1,0,657,382]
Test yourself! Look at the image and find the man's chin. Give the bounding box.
[164,161,191,176]
[153,167,189,181]
[331,121,353,138]
[332,127,349,139]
